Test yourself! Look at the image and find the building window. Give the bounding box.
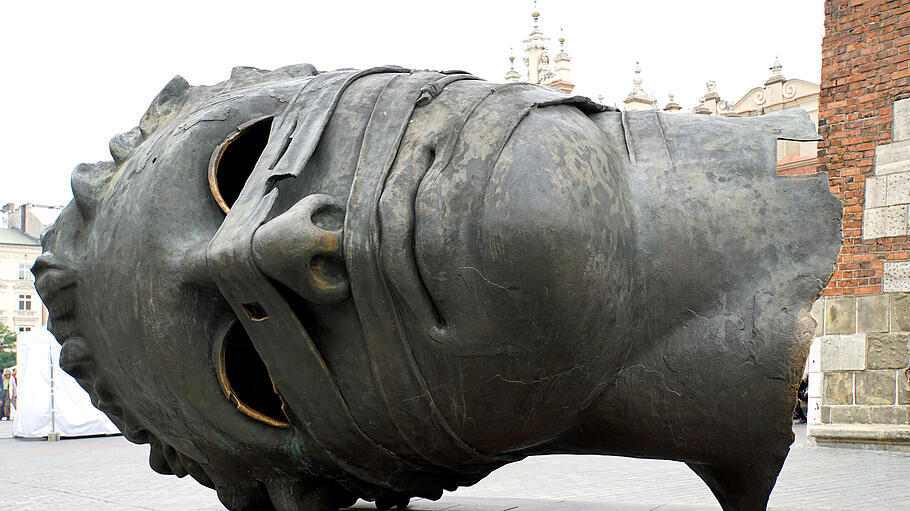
[18,327,30,333]
[18,263,28,280]
[18,294,31,311]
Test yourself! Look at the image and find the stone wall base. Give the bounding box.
[809,424,910,452]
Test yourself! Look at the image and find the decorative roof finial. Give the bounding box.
[559,27,566,50]
[624,61,656,109]
[531,0,540,29]
[766,56,785,85]
[664,92,681,112]
[504,48,521,82]
[633,61,643,91]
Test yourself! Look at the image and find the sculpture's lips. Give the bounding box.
[34,267,77,319]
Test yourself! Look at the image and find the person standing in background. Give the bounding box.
[10,368,17,419]
[1,369,10,420]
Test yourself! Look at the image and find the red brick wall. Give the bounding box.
[819,0,910,296]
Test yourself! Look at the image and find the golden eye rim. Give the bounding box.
[207,115,274,215]
[214,319,291,428]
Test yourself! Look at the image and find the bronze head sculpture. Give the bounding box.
[34,64,841,511]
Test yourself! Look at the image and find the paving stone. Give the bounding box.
[824,298,856,335]
[887,173,910,206]
[819,334,865,371]
[823,371,854,405]
[875,139,910,175]
[870,405,910,425]
[829,405,871,424]
[810,298,824,336]
[865,332,910,369]
[857,294,889,333]
[865,175,887,209]
[885,261,910,293]
[855,370,896,405]
[894,98,910,142]
[3,423,910,510]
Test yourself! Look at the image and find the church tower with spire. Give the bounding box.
[504,1,575,94]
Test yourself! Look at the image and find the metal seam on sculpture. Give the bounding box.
[416,74,480,107]
[264,71,354,173]
[621,110,636,164]
[385,76,499,330]
[268,66,412,179]
[536,95,616,114]
[427,85,618,454]
[347,72,469,463]
[206,71,454,495]
[409,86,504,331]
[266,70,366,171]
[247,74,457,491]
[477,88,591,242]
[490,90,605,169]
[346,72,513,473]
[388,83,580,463]
[412,84,541,329]
[655,111,676,173]
[380,87,501,451]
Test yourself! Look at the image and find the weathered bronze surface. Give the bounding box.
[34,65,841,511]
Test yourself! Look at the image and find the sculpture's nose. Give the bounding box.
[251,194,349,305]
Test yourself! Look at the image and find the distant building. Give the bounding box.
[500,3,819,174]
[503,1,575,94]
[611,57,820,175]
[0,203,63,334]
[687,58,820,176]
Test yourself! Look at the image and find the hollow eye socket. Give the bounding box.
[208,116,274,214]
[215,321,290,427]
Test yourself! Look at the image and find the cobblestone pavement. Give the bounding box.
[1,422,908,510]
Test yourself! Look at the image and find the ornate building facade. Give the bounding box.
[503,2,574,94]
[615,58,820,176]
[502,4,819,175]
[689,59,821,176]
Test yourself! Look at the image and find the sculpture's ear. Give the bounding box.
[70,161,116,225]
[139,75,191,138]
[251,194,349,305]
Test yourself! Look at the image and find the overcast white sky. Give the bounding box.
[0,0,823,205]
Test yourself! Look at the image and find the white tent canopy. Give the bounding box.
[13,330,119,438]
